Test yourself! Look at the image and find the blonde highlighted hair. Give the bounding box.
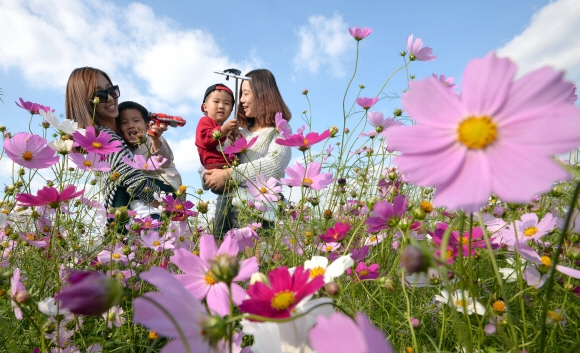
[65,67,114,129]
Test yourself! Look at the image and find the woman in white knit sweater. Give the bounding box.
[204,69,292,237]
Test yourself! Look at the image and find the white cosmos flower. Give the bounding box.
[303,255,354,283]
[48,139,74,154]
[38,297,70,316]
[39,108,78,134]
[434,290,486,315]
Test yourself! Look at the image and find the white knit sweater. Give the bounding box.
[199,127,291,189]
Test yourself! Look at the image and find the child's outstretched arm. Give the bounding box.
[147,122,168,153]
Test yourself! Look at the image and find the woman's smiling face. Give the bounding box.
[95,73,119,123]
[240,80,257,118]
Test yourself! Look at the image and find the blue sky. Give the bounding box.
[1,0,579,198]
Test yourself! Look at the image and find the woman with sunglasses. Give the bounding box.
[66,67,160,212]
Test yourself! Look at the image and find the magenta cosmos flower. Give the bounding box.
[407,34,436,61]
[385,52,580,212]
[310,312,394,353]
[319,221,351,243]
[274,112,292,138]
[247,174,282,203]
[365,195,407,233]
[239,265,324,319]
[281,161,333,190]
[11,268,27,320]
[276,129,330,152]
[356,97,378,110]
[431,223,492,260]
[133,267,217,353]
[348,262,379,280]
[15,98,54,114]
[57,271,122,316]
[349,27,372,41]
[170,234,258,316]
[72,126,121,154]
[224,135,258,156]
[16,185,84,208]
[4,132,60,169]
[69,152,111,172]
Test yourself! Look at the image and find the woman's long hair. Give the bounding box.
[236,69,291,128]
[65,67,114,129]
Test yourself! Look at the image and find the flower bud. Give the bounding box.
[250,272,269,285]
[400,245,430,274]
[566,245,580,260]
[324,209,333,219]
[399,51,407,57]
[90,178,97,185]
[57,271,122,316]
[324,281,341,298]
[410,75,416,80]
[344,128,350,134]
[309,197,319,206]
[410,317,421,328]
[0,125,6,132]
[209,253,240,285]
[197,188,204,195]
[201,315,228,345]
[197,201,208,214]
[359,84,365,89]
[550,185,564,197]
[412,207,426,220]
[42,120,51,129]
[122,245,132,255]
[393,108,403,117]
[15,289,31,304]
[302,89,309,95]
[115,207,129,223]
[377,276,395,291]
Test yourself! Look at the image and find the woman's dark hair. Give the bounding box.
[236,69,291,128]
[118,101,150,123]
[66,67,114,128]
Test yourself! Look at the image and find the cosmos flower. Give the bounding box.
[274,112,292,138]
[365,195,407,233]
[356,97,378,110]
[11,268,27,320]
[122,154,167,171]
[431,73,457,89]
[4,132,60,169]
[434,289,486,315]
[246,174,282,203]
[303,255,354,284]
[407,34,436,61]
[275,129,330,152]
[15,98,54,114]
[239,266,324,319]
[16,185,84,208]
[47,139,74,155]
[319,221,351,243]
[72,126,121,154]
[366,111,401,135]
[57,271,122,316]
[384,52,580,212]
[39,108,78,134]
[280,161,333,190]
[348,262,379,280]
[349,27,372,41]
[141,230,175,252]
[224,136,258,155]
[69,152,111,172]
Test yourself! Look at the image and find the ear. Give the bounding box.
[202,102,208,113]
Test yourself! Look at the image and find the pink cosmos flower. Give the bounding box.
[356,97,378,110]
[384,52,580,212]
[281,161,333,190]
[133,215,162,231]
[431,74,456,89]
[431,223,493,261]
[162,194,196,220]
[141,230,175,252]
[11,268,26,320]
[319,221,351,243]
[274,112,292,138]
[73,126,121,154]
[19,232,49,248]
[247,174,282,203]
[15,98,54,114]
[496,213,556,247]
[348,262,379,280]
[349,27,372,41]
[407,34,436,61]
[16,185,84,208]
[171,234,258,316]
[239,266,324,319]
[367,111,401,135]
[224,136,258,155]
[365,195,407,233]
[282,235,305,254]
[98,244,135,265]
[133,267,216,352]
[122,154,167,171]
[309,312,395,353]
[69,152,111,172]
[318,241,341,253]
[4,132,60,169]
[275,130,330,152]
[227,226,260,250]
[57,271,121,316]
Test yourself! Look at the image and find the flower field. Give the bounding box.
[1,27,580,353]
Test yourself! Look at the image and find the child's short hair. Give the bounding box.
[201,83,235,113]
[118,101,150,123]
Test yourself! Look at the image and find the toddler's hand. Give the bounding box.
[221,119,239,135]
[148,122,168,140]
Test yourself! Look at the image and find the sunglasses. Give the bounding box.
[94,85,120,103]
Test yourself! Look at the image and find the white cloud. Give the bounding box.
[293,13,353,77]
[0,0,256,113]
[497,0,580,83]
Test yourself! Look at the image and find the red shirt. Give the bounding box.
[195,116,230,167]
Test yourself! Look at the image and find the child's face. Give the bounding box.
[203,90,233,124]
[119,108,147,145]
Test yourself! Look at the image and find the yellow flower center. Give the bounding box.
[112,253,121,259]
[205,271,216,285]
[459,236,469,245]
[305,232,312,237]
[457,116,498,149]
[148,331,158,339]
[370,236,377,242]
[22,151,34,161]
[83,160,93,167]
[143,163,149,169]
[420,200,433,212]
[446,250,453,259]
[540,256,552,267]
[359,270,369,276]
[145,222,151,227]
[175,204,184,210]
[91,141,102,149]
[1,209,8,214]
[309,266,325,278]
[524,226,538,237]
[493,301,506,313]
[42,226,50,232]
[303,178,313,185]
[456,299,465,306]
[302,138,309,146]
[26,234,35,240]
[325,245,333,251]
[153,241,160,246]
[259,187,267,194]
[271,290,296,310]
[179,185,187,192]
